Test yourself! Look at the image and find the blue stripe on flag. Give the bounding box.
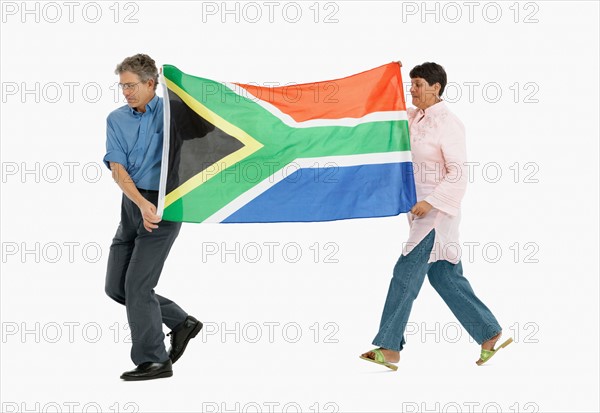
[222,162,416,223]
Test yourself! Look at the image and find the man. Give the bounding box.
[103,53,202,381]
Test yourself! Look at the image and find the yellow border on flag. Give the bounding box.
[163,78,264,209]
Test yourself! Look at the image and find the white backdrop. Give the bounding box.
[1,1,598,412]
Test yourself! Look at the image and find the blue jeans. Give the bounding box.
[373,230,501,351]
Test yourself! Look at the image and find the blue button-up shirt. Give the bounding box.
[103,94,163,190]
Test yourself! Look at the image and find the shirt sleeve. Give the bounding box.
[103,117,128,170]
[424,116,468,217]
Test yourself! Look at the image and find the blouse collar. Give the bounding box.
[417,100,446,117]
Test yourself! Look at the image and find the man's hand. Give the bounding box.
[139,199,161,232]
[108,162,162,232]
[411,200,433,218]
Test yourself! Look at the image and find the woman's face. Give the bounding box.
[410,77,441,110]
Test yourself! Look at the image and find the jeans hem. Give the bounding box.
[371,341,403,352]
[480,329,503,345]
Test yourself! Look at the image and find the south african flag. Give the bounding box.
[157,62,416,223]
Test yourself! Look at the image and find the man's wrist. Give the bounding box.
[133,194,147,209]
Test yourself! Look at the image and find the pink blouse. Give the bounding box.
[402,101,468,264]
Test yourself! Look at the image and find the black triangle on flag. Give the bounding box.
[166,89,245,193]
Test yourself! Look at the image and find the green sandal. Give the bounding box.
[360,348,399,371]
[476,338,513,366]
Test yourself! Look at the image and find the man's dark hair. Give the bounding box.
[409,62,447,96]
[115,53,159,91]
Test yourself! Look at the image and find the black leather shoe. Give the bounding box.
[168,315,203,364]
[120,360,173,381]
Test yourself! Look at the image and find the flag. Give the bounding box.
[157,62,416,223]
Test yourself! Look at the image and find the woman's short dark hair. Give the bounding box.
[409,62,447,96]
[115,53,159,90]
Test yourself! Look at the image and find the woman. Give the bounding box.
[360,62,511,370]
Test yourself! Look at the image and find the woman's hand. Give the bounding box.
[411,200,433,218]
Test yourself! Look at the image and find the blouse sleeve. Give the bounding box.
[424,116,468,217]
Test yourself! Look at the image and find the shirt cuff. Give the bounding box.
[103,151,127,170]
[424,193,459,217]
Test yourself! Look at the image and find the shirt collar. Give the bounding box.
[417,100,446,117]
[128,94,159,115]
[146,94,159,111]
[425,100,446,115]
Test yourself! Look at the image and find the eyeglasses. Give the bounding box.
[118,82,141,90]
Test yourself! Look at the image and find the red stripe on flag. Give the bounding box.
[235,63,406,122]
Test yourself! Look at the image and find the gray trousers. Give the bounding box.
[105,190,188,365]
